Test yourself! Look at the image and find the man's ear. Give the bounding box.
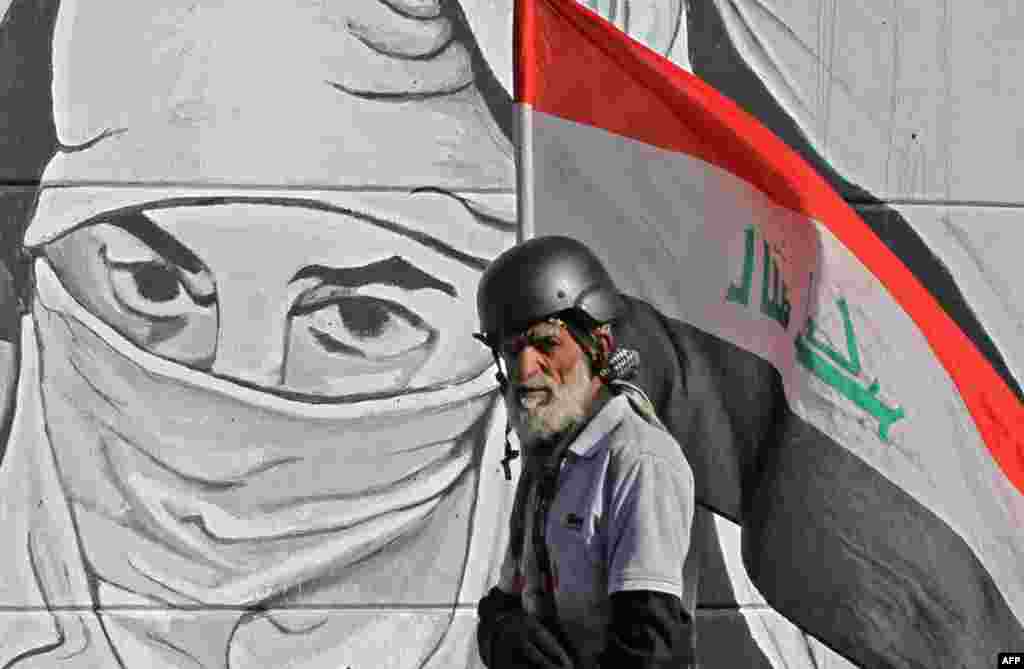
[592,324,614,367]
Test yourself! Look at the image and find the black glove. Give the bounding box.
[477,587,574,669]
[597,590,694,669]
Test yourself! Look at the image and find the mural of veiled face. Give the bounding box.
[42,196,496,399]
[26,0,515,397]
[26,190,512,617]
[3,0,516,664]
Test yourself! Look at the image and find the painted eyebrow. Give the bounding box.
[68,196,491,271]
[290,256,456,297]
[100,210,205,274]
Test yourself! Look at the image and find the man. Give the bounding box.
[473,236,696,669]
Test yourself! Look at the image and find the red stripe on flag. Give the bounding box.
[514,0,1024,496]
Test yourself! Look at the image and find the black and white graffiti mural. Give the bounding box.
[0,1,1018,667]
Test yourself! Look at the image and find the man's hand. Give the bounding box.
[597,590,694,669]
[488,608,574,669]
[477,587,574,669]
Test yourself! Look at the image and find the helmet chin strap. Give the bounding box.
[492,347,520,481]
[473,333,520,481]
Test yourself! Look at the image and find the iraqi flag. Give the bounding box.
[514,0,1024,666]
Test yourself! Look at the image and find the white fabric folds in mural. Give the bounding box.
[514,1,1024,666]
[0,260,501,668]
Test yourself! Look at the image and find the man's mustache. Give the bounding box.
[513,377,556,393]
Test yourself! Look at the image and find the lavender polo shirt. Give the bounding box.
[498,394,696,667]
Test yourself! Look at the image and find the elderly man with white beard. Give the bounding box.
[474,237,696,669]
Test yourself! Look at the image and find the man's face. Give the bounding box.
[501,319,599,450]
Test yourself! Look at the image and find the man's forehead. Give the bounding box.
[503,318,568,344]
[523,319,567,337]
[44,0,514,188]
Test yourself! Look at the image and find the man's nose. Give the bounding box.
[209,280,292,388]
[514,346,548,383]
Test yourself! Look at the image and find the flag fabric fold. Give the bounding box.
[514,0,1024,666]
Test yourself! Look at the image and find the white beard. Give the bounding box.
[505,354,594,452]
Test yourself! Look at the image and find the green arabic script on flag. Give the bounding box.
[795,297,906,441]
[723,224,905,441]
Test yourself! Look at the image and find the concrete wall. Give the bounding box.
[0,1,1017,667]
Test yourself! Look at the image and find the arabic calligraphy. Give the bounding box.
[725,226,906,442]
[726,226,791,330]
[795,297,906,442]
[726,225,756,307]
[760,240,791,329]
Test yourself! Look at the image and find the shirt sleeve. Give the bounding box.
[605,450,695,598]
[496,543,521,595]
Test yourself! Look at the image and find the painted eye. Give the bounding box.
[284,286,442,396]
[106,256,214,321]
[281,251,486,397]
[299,295,435,360]
[43,220,218,368]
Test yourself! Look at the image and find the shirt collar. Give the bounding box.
[568,394,630,459]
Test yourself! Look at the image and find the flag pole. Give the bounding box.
[514,0,535,243]
[515,106,534,243]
